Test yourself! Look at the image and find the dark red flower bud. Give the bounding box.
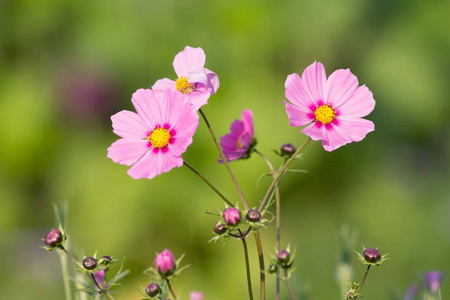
[246,209,261,222]
[145,283,161,297]
[213,222,228,235]
[102,255,112,263]
[363,248,381,263]
[44,229,63,247]
[82,257,97,270]
[276,250,290,264]
[280,143,296,156]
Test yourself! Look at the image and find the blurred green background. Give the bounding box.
[1,0,449,299]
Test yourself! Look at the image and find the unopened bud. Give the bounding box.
[145,283,161,297]
[246,209,261,222]
[213,222,227,235]
[363,248,381,263]
[280,143,296,156]
[44,229,63,247]
[222,207,241,226]
[82,257,97,270]
[276,250,290,264]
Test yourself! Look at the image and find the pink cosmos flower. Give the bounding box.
[155,249,176,276]
[283,61,375,151]
[153,46,220,110]
[107,88,199,180]
[219,109,255,162]
[190,291,204,300]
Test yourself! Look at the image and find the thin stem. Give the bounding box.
[91,273,103,292]
[239,229,254,300]
[199,109,250,210]
[355,265,371,295]
[167,279,177,300]
[61,247,78,264]
[258,137,311,212]
[183,161,234,207]
[254,230,265,300]
[57,250,73,300]
[284,270,297,300]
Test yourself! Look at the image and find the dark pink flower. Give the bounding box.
[155,249,176,276]
[153,46,219,110]
[219,109,255,162]
[223,207,242,226]
[107,88,199,180]
[284,61,375,151]
[93,270,106,289]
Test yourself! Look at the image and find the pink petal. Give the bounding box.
[187,89,211,110]
[173,46,206,78]
[152,78,176,97]
[241,110,254,138]
[285,73,317,111]
[301,121,326,141]
[111,110,149,139]
[321,125,353,151]
[284,101,314,127]
[205,68,220,94]
[127,149,183,180]
[188,70,208,86]
[335,85,375,118]
[334,117,375,142]
[131,89,159,129]
[325,68,359,107]
[107,139,149,166]
[300,61,327,104]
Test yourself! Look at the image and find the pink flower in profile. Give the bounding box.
[107,88,199,180]
[153,46,220,110]
[93,270,106,290]
[155,249,176,276]
[219,109,255,162]
[283,61,375,151]
[190,291,204,300]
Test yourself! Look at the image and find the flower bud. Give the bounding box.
[268,264,278,274]
[145,283,161,297]
[44,229,63,247]
[363,248,381,263]
[276,250,291,264]
[280,143,296,156]
[425,271,443,294]
[102,255,112,263]
[155,249,176,277]
[246,209,261,222]
[213,222,227,235]
[222,207,241,226]
[82,257,97,270]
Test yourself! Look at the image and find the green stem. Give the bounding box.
[253,149,279,300]
[239,229,254,300]
[284,269,297,300]
[199,109,250,210]
[258,137,311,212]
[183,161,234,207]
[254,230,265,300]
[58,249,73,300]
[167,279,177,300]
[355,265,371,295]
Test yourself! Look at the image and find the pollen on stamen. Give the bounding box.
[176,77,194,95]
[314,104,336,125]
[148,127,171,148]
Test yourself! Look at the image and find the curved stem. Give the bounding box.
[254,230,265,300]
[166,279,177,300]
[284,270,297,300]
[239,229,254,300]
[183,161,234,207]
[199,109,250,210]
[258,137,311,212]
[355,265,371,295]
[61,247,78,264]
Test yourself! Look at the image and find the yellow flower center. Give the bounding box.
[175,77,194,94]
[148,127,171,148]
[314,104,336,125]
